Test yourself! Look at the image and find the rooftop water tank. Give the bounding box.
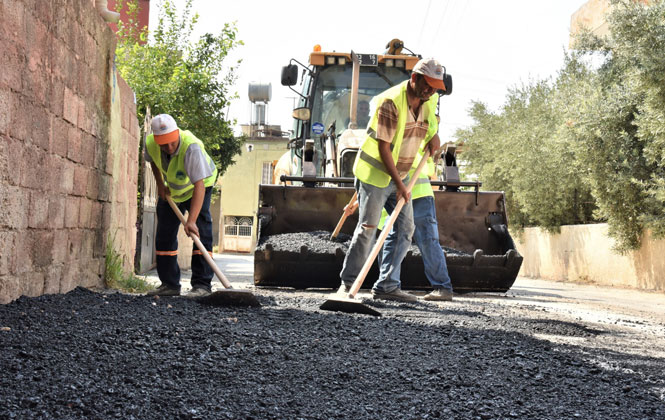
[248,82,272,103]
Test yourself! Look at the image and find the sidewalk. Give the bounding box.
[141,253,254,291]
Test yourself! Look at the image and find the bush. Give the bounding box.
[105,238,153,293]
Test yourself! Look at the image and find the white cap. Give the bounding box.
[412,58,446,91]
[151,114,179,145]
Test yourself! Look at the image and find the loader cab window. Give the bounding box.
[309,65,410,137]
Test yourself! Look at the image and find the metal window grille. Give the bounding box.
[224,216,253,237]
[261,161,273,184]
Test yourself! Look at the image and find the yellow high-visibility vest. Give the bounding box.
[352,80,438,188]
[146,130,218,203]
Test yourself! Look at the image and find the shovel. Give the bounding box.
[330,191,358,240]
[166,196,260,307]
[320,149,431,316]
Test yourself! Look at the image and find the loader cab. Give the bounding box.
[309,65,409,136]
[281,49,418,180]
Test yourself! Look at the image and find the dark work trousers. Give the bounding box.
[155,186,214,291]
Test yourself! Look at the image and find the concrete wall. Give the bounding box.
[516,224,665,292]
[0,0,139,303]
[210,190,221,247]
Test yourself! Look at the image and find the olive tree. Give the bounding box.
[571,0,665,250]
[456,60,596,232]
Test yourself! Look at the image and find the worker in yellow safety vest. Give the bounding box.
[338,58,446,302]
[378,143,454,301]
[144,114,218,298]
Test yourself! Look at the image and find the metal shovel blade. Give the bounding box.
[319,296,381,317]
[196,289,261,307]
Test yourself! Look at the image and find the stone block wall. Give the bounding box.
[107,66,139,275]
[0,0,139,303]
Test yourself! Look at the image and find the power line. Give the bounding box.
[417,0,433,49]
[449,0,471,41]
[431,0,452,49]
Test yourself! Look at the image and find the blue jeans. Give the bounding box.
[155,187,214,291]
[383,196,452,291]
[340,178,414,293]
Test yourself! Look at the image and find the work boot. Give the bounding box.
[146,284,180,297]
[371,288,417,302]
[187,287,212,298]
[423,288,453,302]
[336,284,351,296]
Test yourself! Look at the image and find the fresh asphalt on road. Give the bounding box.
[2,253,663,419]
[144,252,665,326]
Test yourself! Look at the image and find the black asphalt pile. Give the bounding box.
[1,287,663,419]
[257,230,352,255]
[257,230,470,257]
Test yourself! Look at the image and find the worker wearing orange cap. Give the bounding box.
[144,114,218,297]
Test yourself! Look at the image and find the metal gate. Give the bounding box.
[222,216,253,253]
[135,111,158,273]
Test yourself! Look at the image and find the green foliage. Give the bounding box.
[114,0,245,174]
[105,237,153,293]
[458,0,665,251]
[565,79,649,250]
[456,101,530,229]
[457,64,596,233]
[570,0,665,249]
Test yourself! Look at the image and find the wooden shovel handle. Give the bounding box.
[330,191,358,240]
[348,149,431,297]
[165,196,233,289]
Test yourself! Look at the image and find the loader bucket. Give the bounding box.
[254,184,522,293]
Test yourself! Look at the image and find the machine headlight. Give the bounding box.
[385,58,394,67]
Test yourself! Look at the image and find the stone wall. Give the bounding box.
[516,224,665,292]
[0,0,139,303]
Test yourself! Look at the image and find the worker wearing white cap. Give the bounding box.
[339,58,446,302]
[144,114,218,297]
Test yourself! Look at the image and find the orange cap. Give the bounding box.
[154,129,179,145]
[151,114,180,145]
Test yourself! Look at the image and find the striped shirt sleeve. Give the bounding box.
[375,99,398,143]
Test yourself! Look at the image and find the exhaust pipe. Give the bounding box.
[95,0,120,23]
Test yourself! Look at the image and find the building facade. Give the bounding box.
[219,126,289,252]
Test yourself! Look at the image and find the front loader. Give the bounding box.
[255,40,522,292]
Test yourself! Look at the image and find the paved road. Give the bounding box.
[146,254,665,357]
[143,253,254,290]
[144,253,665,323]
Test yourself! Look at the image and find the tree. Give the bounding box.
[459,0,665,251]
[456,101,531,229]
[571,0,665,250]
[456,63,596,233]
[114,0,244,174]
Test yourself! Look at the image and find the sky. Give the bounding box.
[148,0,587,141]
